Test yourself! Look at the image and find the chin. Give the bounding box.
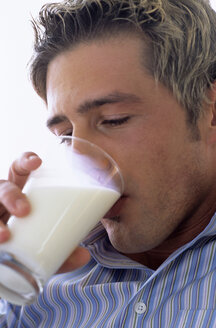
[101,218,160,254]
[101,220,135,253]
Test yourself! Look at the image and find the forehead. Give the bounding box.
[47,34,147,75]
[46,36,153,112]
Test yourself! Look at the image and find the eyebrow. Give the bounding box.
[46,91,142,129]
[46,115,68,129]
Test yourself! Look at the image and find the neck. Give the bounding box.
[127,202,216,270]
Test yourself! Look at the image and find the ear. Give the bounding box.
[206,82,216,145]
[210,82,216,127]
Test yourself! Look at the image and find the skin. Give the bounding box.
[1,35,216,270]
[45,35,216,268]
[0,154,91,272]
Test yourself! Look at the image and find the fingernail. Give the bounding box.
[27,155,38,161]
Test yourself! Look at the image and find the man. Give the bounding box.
[1,0,216,326]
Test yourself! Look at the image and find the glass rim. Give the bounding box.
[56,135,124,193]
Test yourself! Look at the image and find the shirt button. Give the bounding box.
[134,302,147,314]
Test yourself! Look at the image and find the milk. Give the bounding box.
[0,175,120,300]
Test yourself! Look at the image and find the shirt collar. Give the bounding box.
[81,213,216,270]
[81,223,145,270]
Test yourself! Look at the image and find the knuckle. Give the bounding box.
[0,181,19,202]
[11,158,27,175]
[0,180,9,193]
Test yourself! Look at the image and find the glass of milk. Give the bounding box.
[0,136,124,305]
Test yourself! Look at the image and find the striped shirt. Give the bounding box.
[1,215,216,328]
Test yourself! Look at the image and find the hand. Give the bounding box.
[57,246,91,273]
[0,152,42,242]
[0,152,91,273]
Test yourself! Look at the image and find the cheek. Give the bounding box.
[110,122,199,192]
[122,136,190,193]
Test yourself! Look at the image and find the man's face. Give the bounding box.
[46,35,211,254]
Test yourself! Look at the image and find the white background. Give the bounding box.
[0,0,58,178]
[0,0,216,178]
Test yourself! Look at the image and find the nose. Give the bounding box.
[72,123,116,166]
[72,126,102,152]
[68,125,106,164]
[70,135,108,170]
[63,134,123,193]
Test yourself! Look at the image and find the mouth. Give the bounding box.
[103,195,127,220]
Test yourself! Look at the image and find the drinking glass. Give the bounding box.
[0,136,123,305]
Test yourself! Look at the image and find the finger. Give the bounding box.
[57,247,91,273]
[0,180,31,218]
[8,152,42,189]
[0,205,10,224]
[0,221,10,243]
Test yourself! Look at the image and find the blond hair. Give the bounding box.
[30,0,216,124]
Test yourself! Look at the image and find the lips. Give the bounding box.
[104,195,127,219]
